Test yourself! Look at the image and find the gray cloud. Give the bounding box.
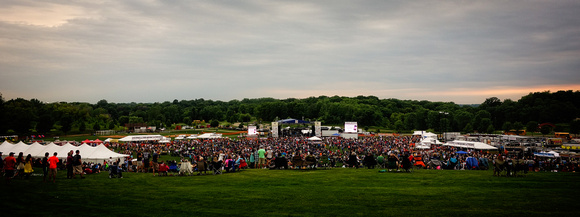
[1,0,579,104]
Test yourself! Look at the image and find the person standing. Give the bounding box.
[152,151,159,176]
[48,152,59,183]
[136,151,143,173]
[73,150,85,179]
[66,151,74,179]
[15,152,24,178]
[257,146,266,169]
[24,154,34,179]
[42,152,49,182]
[4,152,16,184]
[249,152,255,169]
[0,152,4,177]
[143,150,150,173]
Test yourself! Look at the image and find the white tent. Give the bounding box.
[158,137,172,143]
[26,142,48,157]
[423,132,438,139]
[0,142,129,162]
[9,141,31,154]
[0,141,15,154]
[415,144,431,149]
[413,131,426,136]
[420,137,443,145]
[443,140,498,150]
[119,135,165,142]
[307,136,322,141]
[197,133,222,139]
[534,151,560,158]
[186,135,199,139]
[78,144,98,159]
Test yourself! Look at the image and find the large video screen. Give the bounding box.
[248,125,257,135]
[344,122,358,133]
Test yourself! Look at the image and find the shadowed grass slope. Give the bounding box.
[2,168,579,216]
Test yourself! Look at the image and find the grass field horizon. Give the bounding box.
[2,167,579,216]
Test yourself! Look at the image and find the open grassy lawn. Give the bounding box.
[2,168,579,217]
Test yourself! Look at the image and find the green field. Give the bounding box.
[2,168,579,216]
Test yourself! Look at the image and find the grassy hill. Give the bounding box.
[2,168,579,216]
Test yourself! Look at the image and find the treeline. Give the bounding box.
[0,90,579,136]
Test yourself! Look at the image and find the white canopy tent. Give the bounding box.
[307,136,322,141]
[25,142,48,157]
[197,133,223,139]
[0,141,16,154]
[534,151,560,158]
[415,144,431,149]
[119,135,165,142]
[443,140,498,150]
[0,141,129,163]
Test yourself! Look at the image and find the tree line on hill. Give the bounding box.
[0,90,579,137]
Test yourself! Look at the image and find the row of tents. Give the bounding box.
[0,141,129,163]
[120,133,223,142]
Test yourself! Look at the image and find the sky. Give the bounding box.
[1,0,579,104]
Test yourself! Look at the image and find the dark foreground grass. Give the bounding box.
[2,168,579,217]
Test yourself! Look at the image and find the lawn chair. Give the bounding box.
[291,155,304,169]
[427,159,443,170]
[212,161,223,175]
[387,154,399,172]
[179,159,193,176]
[376,155,386,169]
[493,157,506,176]
[169,161,179,175]
[197,158,208,175]
[109,163,123,178]
[305,154,317,169]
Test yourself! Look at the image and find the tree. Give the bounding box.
[36,113,54,134]
[479,118,492,133]
[79,121,86,133]
[570,120,580,136]
[526,121,538,136]
[463,123,473,134]
[540,125,552,136]
[210,119,220,128]
[240,113,251,123]
[472,110,491,132]
[486,124,495,134]
[454,110,473,132]
[108,121,116,130]
[93,122,101,131]
[60,116,73,134]
[513,122,524,134]
[502,122,512,132]
[394,120,404,133]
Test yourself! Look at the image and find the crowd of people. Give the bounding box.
[107,135,580,174]
[3,135,579,183]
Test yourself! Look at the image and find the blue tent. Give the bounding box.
[277,119,310,124]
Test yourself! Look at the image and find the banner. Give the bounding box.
[315,121,322,137]
[344,122,358,133]
[271,122,279,138]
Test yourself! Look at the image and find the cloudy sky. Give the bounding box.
[1,0,579,104]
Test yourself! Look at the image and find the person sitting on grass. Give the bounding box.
[158,161,169,176]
